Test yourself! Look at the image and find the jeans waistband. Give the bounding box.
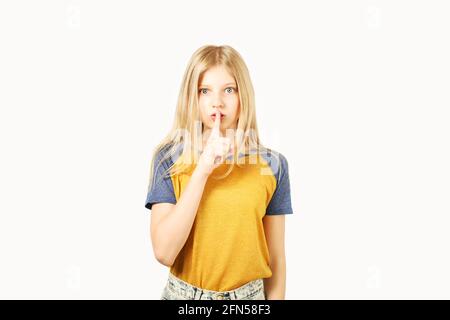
[166,272,265,300]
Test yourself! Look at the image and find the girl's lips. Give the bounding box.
[211,114,225,120]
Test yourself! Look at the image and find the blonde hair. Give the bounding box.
[148,45,276,190]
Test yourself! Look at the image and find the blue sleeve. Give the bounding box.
[145,147,177,211]
[266,152,293,215]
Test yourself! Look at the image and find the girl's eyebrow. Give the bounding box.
[199,82,237,87]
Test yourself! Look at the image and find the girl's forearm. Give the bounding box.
[154,167,209,266]
[263,258,286,300]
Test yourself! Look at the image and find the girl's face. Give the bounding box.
[198,65,240,137]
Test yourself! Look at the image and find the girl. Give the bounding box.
[145,45,293,300]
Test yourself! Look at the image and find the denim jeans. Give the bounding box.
[161,272,266,300]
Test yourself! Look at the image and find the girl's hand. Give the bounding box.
[197,109,234,176]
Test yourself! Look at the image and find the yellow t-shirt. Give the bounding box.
[145,144,293,291]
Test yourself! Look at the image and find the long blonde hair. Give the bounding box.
[148,45,275,189]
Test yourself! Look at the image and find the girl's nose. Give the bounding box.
[211,94,224,107]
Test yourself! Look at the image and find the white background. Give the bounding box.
[0,0,449,299]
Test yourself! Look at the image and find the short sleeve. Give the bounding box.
[144,147,177,211]
[265,152,293,215]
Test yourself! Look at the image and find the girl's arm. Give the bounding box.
[151,110,233,267]
[262,215,287,300]
[151,167,209,267]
